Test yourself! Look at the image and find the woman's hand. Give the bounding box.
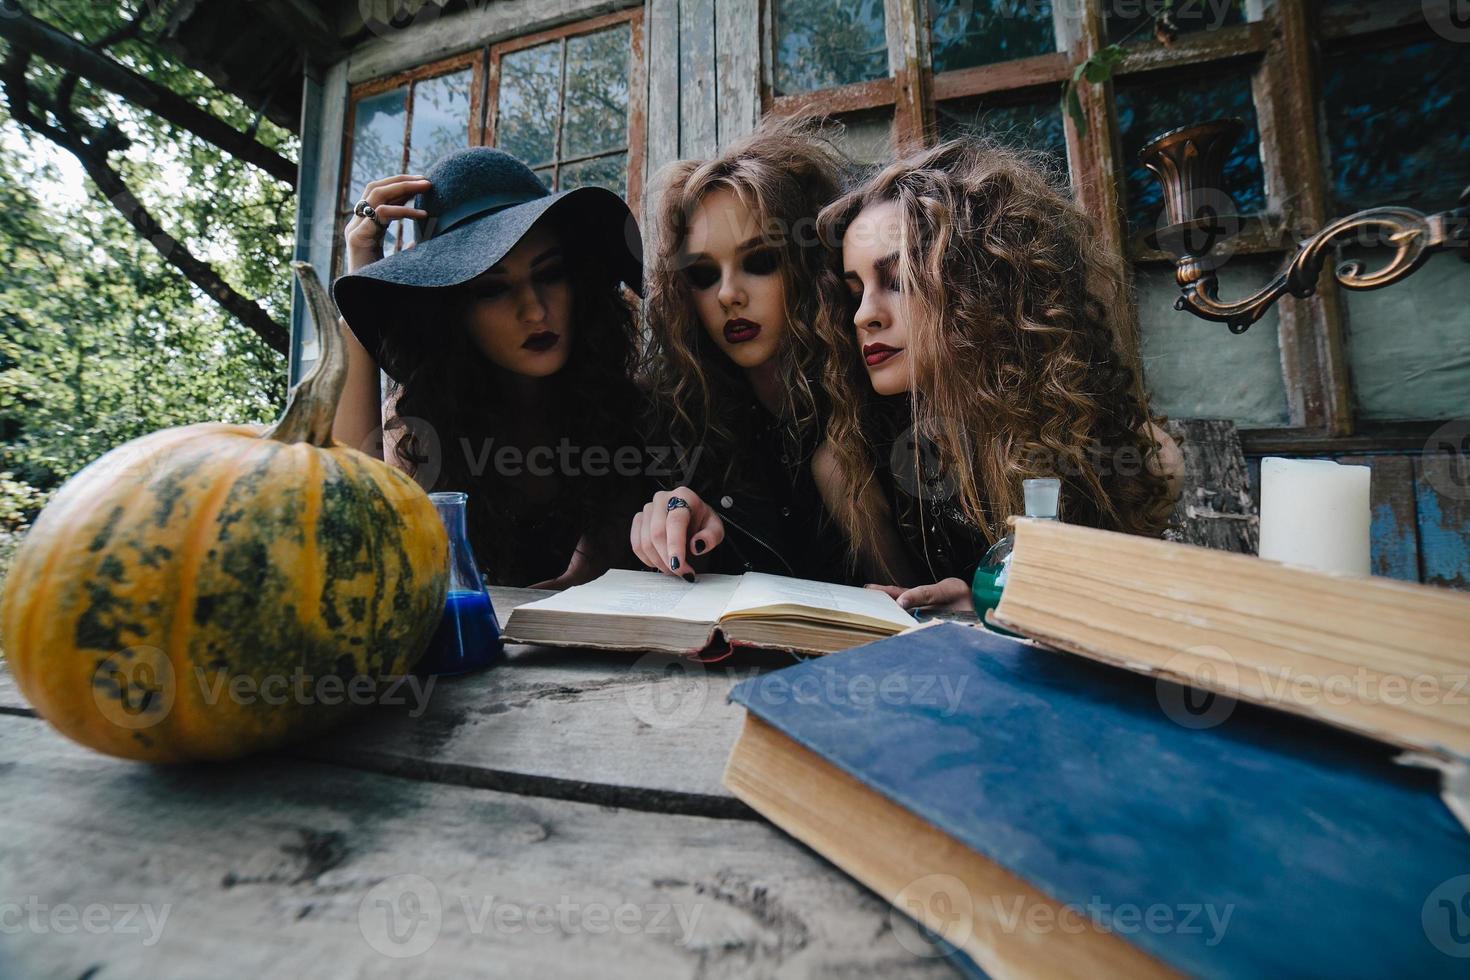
[343,174,432,272]
[867,578,972,613]
[629,486,725,580]
[529,536,602,591]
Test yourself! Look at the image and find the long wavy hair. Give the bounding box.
[642,116,851,487]
[378,210,644,585]
[814,137,1175,574]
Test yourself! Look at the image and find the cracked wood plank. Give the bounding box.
[0,713,956,979]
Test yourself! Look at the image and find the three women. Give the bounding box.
[332,126,1181,602]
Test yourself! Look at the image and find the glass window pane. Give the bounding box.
[1116,72,1265,234]
[774,0,888,95]
[349,86,408,253]
[1323,39,1470,214]
[820,108,895,165]
[560,153,627,195]
[533,166,555,190]
[1105,0,1247,45]
[935,96,1068,179]
[1135,256,1289,428]
[929,0,1056,72]
[1325,38,1470,422]
[563,26,630,159]
[498,41,562,166]
[409,68,473,174]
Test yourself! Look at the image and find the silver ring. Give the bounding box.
[666,496,690,513]
[354,199,387,230]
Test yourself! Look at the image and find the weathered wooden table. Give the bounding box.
[0,587,969,978]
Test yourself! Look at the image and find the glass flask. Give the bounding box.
[971,478,1061,627]
[416,492,505,675]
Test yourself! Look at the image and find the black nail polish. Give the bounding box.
[693,540,705,554]
[683,573,696,583]
[670,556,680,570]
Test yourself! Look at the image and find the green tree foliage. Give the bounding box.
[0,0,295,535]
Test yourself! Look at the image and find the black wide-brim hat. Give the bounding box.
[332,146,643,382]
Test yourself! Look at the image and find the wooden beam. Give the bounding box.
[1059,0,1140,377]
[1112,19,1268,79]
[1240,420,1448,456]
[715,0,762,147]
[766,77,896,118]
[678,0,717,158]
[1255,0,1353,434]
[254,0,350,62]
[931,51,1070,102]
[885,0,933,149]
[643,0,679,232]
[0,8,298,187]
[346,0,642,83]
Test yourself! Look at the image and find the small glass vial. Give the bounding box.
[971,478,1061,626]
[416,492,505,675]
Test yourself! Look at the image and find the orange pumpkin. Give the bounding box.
[0,263,448,762]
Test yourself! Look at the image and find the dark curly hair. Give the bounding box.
[814,136,1175,573]
[376,210,646,585]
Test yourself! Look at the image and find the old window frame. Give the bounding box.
[760,0,1460,453]
[335,7,646,283]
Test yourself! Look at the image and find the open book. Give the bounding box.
[502,570,918,655]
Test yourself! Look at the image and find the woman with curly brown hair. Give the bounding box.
[813,137,1183,610]
[629,117,856,582]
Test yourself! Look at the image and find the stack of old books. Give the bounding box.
[721,521,1470,977]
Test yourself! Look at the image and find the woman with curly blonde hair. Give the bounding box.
[813,137,1182,610]
[629,117,855,582]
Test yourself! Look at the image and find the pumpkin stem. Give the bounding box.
[263,262,349,447]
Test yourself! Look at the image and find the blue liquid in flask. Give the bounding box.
[416,492,505,676]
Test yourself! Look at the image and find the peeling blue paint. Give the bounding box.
[1369,500,1418,581]
[1414,487,1470,589]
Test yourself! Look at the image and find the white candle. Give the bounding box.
[1258,457,1372,576]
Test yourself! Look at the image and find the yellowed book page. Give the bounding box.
[512,569,743,624]
[720,572,917,632]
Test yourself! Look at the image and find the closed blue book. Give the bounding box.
[722,622,1470,978]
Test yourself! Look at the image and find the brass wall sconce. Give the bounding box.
[1139,118,1469,334]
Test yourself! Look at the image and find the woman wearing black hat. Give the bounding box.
[332,147,651,588]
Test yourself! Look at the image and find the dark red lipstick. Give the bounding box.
[522,331,560,352]
[863,342,902,367]
[723,318,762,344]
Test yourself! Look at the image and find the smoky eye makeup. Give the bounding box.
[682,262,720,290]
[742,247,780,276]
